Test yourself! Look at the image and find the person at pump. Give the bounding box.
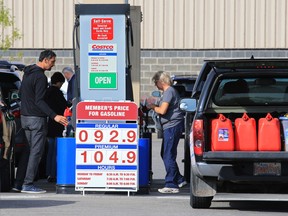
[62,66,75,107]
[19,50,68,193]
[45,72,68,183]
[148,71,186,194]
[62,66,75,137]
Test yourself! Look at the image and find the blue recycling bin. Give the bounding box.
[56,137,77,194]
[138,138,150,187]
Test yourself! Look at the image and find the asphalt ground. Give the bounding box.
[0,134,191,216]
[2,134,288,215]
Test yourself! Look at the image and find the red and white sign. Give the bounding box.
[91,18,113,40]
[76,101,138,121]
[75,123,138,189]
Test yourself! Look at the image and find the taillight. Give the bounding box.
[193,119,204,156]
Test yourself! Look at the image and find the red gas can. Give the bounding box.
[258,113,281,151]
[235,113,257,151]
[211,114,234,151]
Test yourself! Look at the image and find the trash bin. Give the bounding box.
[56,137,78,194]
[138,138,150,190]
[280,117,288,151]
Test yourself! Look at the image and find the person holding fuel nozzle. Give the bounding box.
[45,72,68,183]
[19,50,68,193]
[147,70,187,194]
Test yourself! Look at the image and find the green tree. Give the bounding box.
[0,0,21,50]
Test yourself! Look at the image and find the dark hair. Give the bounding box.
[51,72,65,84]
[39,49,56,62]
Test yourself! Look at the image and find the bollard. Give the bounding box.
[142,132,152,182]
[138,138,150,193]
[56,137,79,194]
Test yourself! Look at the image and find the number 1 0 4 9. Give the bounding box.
[77,150,137,165]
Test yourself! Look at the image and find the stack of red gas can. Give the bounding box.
[211,113,281,151]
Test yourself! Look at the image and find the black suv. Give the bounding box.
[171,75,197,181]
[0,61,25,192]
[180,58,288,208]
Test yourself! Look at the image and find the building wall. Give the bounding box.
[1,49,288,98]
[3,0,288,49]
[2,1,288,100]
[133,0,288,49]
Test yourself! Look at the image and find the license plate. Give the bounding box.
[253,162,281,176]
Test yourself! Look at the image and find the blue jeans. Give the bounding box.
[161,121,185,188]
[46,137,57,178]
[21,116,47,185]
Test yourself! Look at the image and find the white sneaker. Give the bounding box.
[178,181,187,188]
[158,187,179,194]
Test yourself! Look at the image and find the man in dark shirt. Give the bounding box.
[19,50,68,193]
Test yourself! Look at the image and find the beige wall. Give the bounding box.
[3,0,288,49]
[78,0,127,3]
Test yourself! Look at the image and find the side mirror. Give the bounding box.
[151,90,161,98]
[10,65,19,72]
[179,98,197,112]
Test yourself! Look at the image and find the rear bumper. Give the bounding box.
[218,166,288,183]
[194,151,288,183]
[203,151,288,162]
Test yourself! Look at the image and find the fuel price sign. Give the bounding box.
[75,123,138,190]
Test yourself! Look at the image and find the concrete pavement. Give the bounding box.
[0,134,191,216]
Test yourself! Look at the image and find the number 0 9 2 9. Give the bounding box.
[76,128,137,144]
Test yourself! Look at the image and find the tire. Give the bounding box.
[190,192,213,209]
[190,167,214,209]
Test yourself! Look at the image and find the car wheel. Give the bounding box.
[190,192,213,209]
[190,169,214,209]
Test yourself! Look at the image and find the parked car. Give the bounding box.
[171,75,197,181]
[0,60,25,71]
[0,62,25,192]
[180,58,288,208]
[171,74,197,98]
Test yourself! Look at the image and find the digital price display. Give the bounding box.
[75,123,138,190]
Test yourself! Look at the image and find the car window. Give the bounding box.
[213,77,288,106]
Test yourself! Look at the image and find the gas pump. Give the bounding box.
[69,4,145,194]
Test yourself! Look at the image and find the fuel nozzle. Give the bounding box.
[64,107,73,118]
[63,107,73,137]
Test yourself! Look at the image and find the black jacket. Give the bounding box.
[20,64,56,119]
[45,86,68,137]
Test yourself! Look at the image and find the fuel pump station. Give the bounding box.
[60,4,146,195]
